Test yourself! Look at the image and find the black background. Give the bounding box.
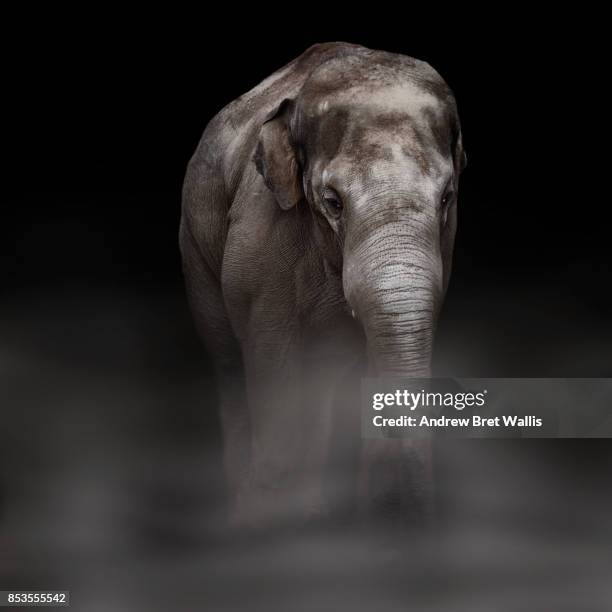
[2,10,612,610]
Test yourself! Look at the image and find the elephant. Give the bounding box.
[180,42,466,526]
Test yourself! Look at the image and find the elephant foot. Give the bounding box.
[358,438,435,527]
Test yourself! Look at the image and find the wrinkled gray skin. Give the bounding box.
[180,43,466,526]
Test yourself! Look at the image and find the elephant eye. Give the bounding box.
[440,190,455,227]
[441,190,455,209]
[322,189,343,219]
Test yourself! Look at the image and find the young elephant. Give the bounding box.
[180,42,466,526]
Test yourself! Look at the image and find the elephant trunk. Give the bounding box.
[344,212,442,521]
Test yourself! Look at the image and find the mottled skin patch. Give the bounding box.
[180,42,466,526]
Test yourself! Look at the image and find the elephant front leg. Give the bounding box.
[239,340,333,525]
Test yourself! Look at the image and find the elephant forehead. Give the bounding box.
[363,84,442,118]
[309,86,451,156]
[311,83,445,121]
[329,118,450,178]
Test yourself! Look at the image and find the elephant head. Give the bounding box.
[255,49,466,379]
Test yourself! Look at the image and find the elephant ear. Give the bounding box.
[453,127,467,175]
[253,98,303,210]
